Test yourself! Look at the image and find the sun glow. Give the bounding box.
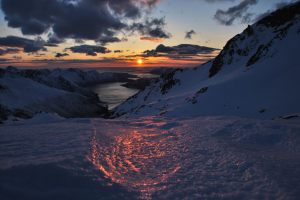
[137,59,143,65]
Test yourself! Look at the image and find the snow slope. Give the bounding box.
[0,115,299,199]
[0,67,111,120]
[113,2,300,119]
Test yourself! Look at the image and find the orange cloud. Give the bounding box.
[140,37,164,43]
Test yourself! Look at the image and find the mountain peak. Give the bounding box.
[209,1,300,77]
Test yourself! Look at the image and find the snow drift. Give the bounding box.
[1,115,299,199]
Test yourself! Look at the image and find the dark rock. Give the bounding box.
[196,87,208,94]
[259,109,266,113]
[186,87,209,104]
[281,115,299,120]
[246,44,270,67]
[160,70,180,94]
[209,36,238,77]
[121,78,155,90]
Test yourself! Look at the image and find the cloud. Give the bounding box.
[0,58,10,63]
[47,33,65,46]
[137,44,220,64]
[214,0,257,26]
[130,17,171,41]
[12,55,22,61]
[98,57,136,63]
[0,47,21,55]
[0,36,47,53]
[114,50,123,53]
[140,37,164,42]
[106,0,140,19]
[185,30,196,39]
[144,44,219,57]
[0,0,161,44]
[97,36,122,45]
[66,45,110,56]
[55,53,69,58]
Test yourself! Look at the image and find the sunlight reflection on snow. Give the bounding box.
[89,118,181,199]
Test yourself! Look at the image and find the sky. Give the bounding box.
[0,0,296,68]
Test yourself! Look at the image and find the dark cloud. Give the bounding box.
[214,0,257,26]
[55,53,69,58]
[185,30,196,39]
[138,44,219,62]
[0,0,161,44]
[0,36,47,53]
[130,17,171,40]
[66,45,110,56]
[98,57,135,63]
[12,55,22,60]
[33,53,46,58]
[155,44,175,53]
[24,57,137,67]
[114,50,123,53]
[106,0,140,19]
[0,58,10,63]
[47,33,65,46]
[144,44,219,57]
[75,39,85,44]
[0,47,21,55]
[97,36,122,45]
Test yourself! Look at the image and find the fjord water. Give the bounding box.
[89,82,139,110]
[90,67,159,109]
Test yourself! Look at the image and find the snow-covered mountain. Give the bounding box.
[0,66,144,121]
[47,68,137,86]
[0,67,139,121]
[0,67,111,121]
[113,2,300,119]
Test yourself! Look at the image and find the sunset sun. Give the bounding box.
[137,59,143,65]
